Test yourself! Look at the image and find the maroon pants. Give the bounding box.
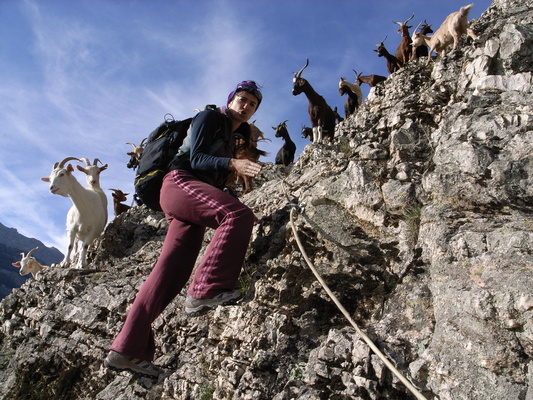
[110,169,255,361]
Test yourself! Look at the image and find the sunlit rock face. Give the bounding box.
[1,2,532,399]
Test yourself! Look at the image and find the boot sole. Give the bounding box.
[185,297,241,316]
[104,359,162,379]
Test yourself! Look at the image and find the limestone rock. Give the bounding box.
[1,1,532,399]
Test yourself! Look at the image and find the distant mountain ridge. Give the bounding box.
[0,222,63,299]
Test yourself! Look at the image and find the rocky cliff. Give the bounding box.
[1,1,532,399]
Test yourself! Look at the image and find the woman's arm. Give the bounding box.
[189,110,230,171]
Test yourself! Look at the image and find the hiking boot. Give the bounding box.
[185,290,242,315]
[104,350,165,378]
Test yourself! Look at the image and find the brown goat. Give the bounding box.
[273,121,296,166]
[109,189,131,216]
[374,37,404,74]
[226,121,267,195]
[354,70,387,87]
[393,13,415,64]
[292,58,337,143]
[333,107,344,124]
[301,125,313,141]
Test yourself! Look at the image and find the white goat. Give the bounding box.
[77,157,108,223]
[41,157,106,269]
[12,247,47,277]
[411,3,478,65]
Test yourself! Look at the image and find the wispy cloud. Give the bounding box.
[0,0,492,251]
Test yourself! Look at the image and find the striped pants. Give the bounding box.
[110,169,255,361]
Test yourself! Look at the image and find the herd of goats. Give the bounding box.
[12,4,479,278]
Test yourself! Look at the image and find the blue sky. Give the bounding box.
[0,0,491,253]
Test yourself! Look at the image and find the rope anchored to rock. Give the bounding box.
[286,200,427,400]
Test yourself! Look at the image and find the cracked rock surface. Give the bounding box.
[1,1,532,399]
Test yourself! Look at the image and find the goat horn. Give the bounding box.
[27,247,38,257]
[58,157,80,168]
[109,188,119,192]
[405,13,415,24]
[78,157,91,166]
[93,158,102,166]
[126,142,137,149]
[140,138,147,146]
[377,36,387,46]
[414,21,422,33]
[294,58,309,79]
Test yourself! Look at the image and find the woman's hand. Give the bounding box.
[228,159,262,177]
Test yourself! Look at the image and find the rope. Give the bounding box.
[286,203,427,400]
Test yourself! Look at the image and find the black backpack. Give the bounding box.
[134,114,193,211]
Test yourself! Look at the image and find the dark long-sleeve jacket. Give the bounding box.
[172,107,247,189]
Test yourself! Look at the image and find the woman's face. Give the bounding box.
[228,91,259,124]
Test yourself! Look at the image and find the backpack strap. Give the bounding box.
[175,110,225,159]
